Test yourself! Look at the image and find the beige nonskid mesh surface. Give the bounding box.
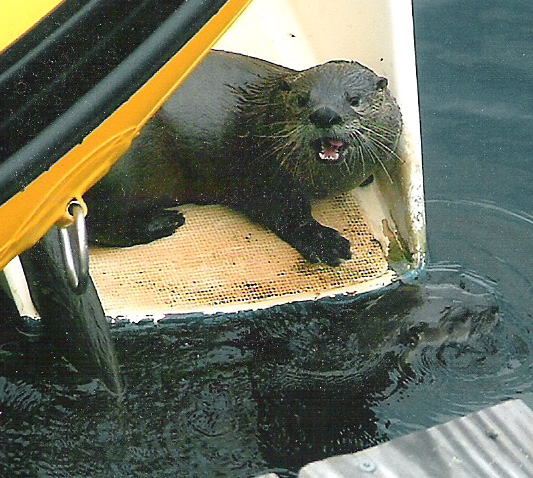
[90,191,397,318]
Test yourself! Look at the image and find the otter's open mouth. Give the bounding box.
[313,138,345,163]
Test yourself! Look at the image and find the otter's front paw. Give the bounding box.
[285,223,352,266]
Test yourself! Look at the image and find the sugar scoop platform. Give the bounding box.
[90,193,397,317]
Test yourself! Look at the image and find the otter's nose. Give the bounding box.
[309,107,342,128]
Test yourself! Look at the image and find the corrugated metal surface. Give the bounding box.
[299,400,533,478]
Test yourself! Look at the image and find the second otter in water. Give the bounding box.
[85,50,402,266]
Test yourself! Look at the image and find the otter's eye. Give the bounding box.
[349,95,361,107]
[376,77,388,90]
[296,93,310,107]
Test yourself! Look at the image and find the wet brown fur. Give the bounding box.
[85,51,402,266]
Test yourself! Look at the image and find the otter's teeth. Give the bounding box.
[319,150,340,161]
[319,139,344,162]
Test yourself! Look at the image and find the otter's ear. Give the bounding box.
[376,77,388,90]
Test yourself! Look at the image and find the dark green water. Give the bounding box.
[1,1,532,476]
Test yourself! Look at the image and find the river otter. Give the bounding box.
[85,50,402,266]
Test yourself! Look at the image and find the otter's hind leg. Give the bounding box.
[86,198,185,247]
[84,115,187,247]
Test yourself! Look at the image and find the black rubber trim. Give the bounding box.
[0,0,227,206]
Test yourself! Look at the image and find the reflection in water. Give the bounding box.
[249,265,501,470]
[374,200,533,439]
[0,256,509,476]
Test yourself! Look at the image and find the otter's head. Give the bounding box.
[240,61,403,197]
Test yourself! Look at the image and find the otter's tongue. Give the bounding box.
[319,139,344,162]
